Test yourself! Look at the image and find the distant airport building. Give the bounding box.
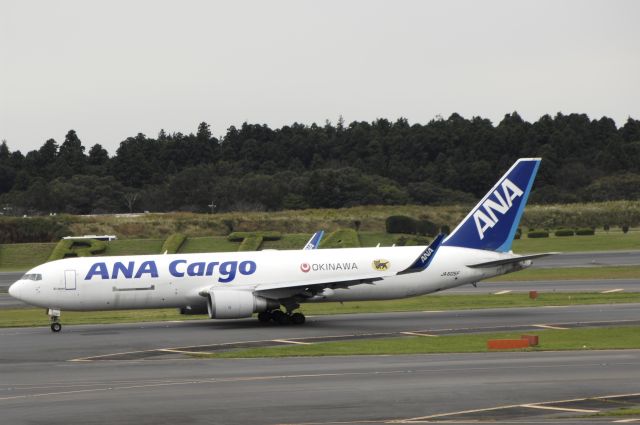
[62,235,117,241]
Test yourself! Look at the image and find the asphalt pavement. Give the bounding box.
[1,306,640,424]
[532,250,640,268]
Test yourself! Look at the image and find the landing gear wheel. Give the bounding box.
[271,310,284,322]
[275,312,291,325]
[257,311,272,323]
[50,322,62,332]
[291,312,306,325]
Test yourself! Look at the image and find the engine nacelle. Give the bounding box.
[206,289,279,319]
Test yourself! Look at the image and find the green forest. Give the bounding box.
[1,112,640,215]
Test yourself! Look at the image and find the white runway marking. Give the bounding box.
[158,348,210,355]
[401,331,438,337]
[272,339,313,345]
[493,290,512,295]
[520,403,599,413]
[602,288,625,293]
[533,324,569,330]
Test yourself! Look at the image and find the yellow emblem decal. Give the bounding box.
[372,259,390,271]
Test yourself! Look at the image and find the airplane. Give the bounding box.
[9,158,552,332]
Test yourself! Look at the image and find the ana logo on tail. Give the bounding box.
[473,178,523,240]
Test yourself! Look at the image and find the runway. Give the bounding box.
[2,350,639,425]
[531,250,640,268]
[444,278,640,294]
[2,305,639,424]
[2,303,639,362]
[0,304,640,424]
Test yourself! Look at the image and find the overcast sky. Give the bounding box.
[1,0,639,154]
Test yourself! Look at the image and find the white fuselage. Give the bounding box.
[9,245,526,312]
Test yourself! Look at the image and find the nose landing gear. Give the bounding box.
[48,309,62,332]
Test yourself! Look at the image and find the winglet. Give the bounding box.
[303,230,325,250]
[397,233,446,275]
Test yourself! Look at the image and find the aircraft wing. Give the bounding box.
[254,234,445,299]
[466,252,558,268]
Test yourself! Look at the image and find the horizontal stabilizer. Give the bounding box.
[466,252,558,268]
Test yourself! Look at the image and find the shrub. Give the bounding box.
[416,219,438,236]
[440,224,451,235]
[321,229,360,248]
[48,238,107,261]
[527,230,549,238]
[222,219,235,234]
[604,224,610,232]
[554,228,575,237]
[238,235,263,251]
[385,215,417,234]
[575,228,595,236]
[622,224,630,234]
[0,218,70,243]
[514,227,522,239]
[161,233,186,254]
[227,231,281,242]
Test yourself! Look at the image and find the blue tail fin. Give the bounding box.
[442,158,541,252]
[303,230,324,250]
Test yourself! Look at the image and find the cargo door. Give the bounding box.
[65,270,77,290]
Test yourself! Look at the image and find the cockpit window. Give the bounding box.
[21,273,42,281]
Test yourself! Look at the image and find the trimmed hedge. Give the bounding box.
[161,233,186,254]
[527,230,549,238]
[395,235,431,246]
[238,235,263,251]
[48,238,107,261]
[554,229,575,237]
[227,231,281,242]
[385,215,417,234]
[416,219,438,237]
[320,229,360,248]
[575,228,595,236]
[386,215,440,237]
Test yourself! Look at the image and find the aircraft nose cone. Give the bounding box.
[8,281,22,299]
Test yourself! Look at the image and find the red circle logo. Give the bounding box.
[300,263,310,273]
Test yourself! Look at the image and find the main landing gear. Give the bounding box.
[257,309,306,325]
[48,309,62,332]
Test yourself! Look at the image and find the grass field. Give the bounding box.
[0,243,57,271]
[3,229,640,272]
[2,292,639,328]
[102,239,165,256]
[179,236,239,253]
[194,326,640,358]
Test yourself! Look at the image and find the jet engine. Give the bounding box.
[206,289,279,319]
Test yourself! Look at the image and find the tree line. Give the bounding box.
[1,112,640,215]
